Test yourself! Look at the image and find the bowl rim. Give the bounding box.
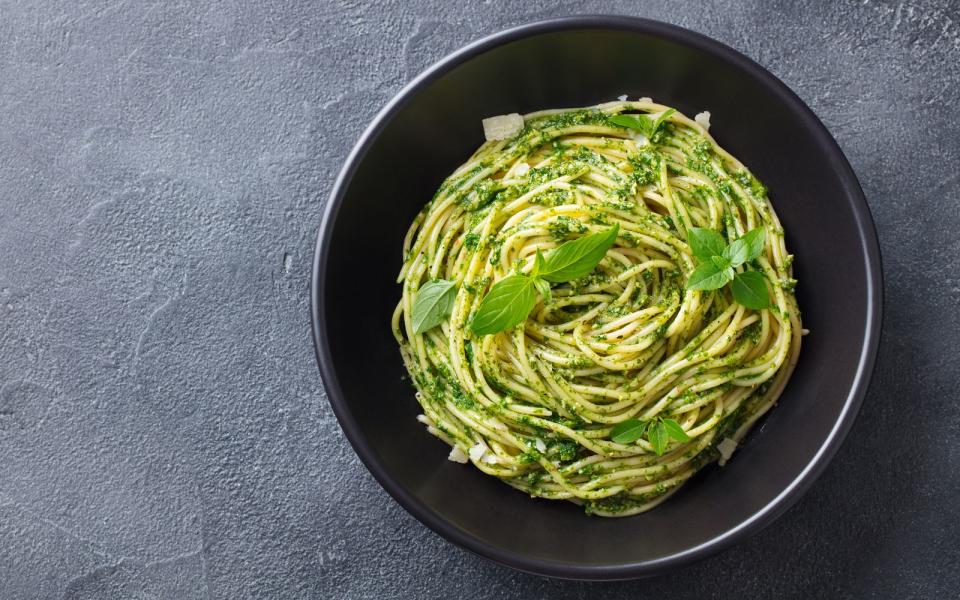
[310,15,884,580]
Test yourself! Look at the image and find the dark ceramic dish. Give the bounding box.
[311,16,882,579]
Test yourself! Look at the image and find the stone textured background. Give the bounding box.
[1,0,958,598]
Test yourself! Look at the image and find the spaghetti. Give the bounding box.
[392,100,801,516]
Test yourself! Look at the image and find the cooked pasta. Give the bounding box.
[391,100,801,516]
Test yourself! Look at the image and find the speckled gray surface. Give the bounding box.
[1,0,958,598]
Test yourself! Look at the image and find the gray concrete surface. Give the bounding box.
[1,0,958,598]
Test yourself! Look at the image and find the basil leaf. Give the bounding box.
[687,227,727,261]
[610,418,647,444]
[609,109,676,137]
[470,275,539,335]
[686,261,733,291]
[647,421,669,456]
[741,228,766,261]
[533,277,551,301]
[731,271,771,309]
[532,250,546,277]
[538,224,619,283]
[411,280,457,334]
[661,418,690,442]
[724,227,766,267]
[710,255,732,270]
[609,114,651,135]
[650,108,676,134]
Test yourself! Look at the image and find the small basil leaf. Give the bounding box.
[532,250,546,277]
[649,108,676,134]
[661,418,690,442]
[731,271,771,310]
[533,277,551,301]
[741,228,766,261]
[538,224,619,283]
[723,239,747,266]
[647,422,669,456]
[650,108,677,131]
[470,275,538,336]
[610,418,647,444]
[411,280,457,334]
[711,255,732,270]
[725,227,766,267]
[686,261,733,291]
[609,114,652,135]
[609,109,675,137]
[687,227,727,262]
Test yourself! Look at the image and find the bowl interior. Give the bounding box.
[316,22,878,578]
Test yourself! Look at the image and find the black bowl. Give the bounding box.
[311,16,882,579]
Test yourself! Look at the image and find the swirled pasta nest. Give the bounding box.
[392,100,801,516]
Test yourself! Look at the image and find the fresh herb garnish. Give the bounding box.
[534,224,619,282]
[411,280,457,334]
[646,420,670,455]
[723,227,765,267]
[609,108,676,138]
[470,225,619,336]
[610,418,647,444]
[730,270,770,310]
[659,418,691,444]
[688,225,727,259]
[610,416,690,455]
[468,274,539,336]
[685,227,771,309]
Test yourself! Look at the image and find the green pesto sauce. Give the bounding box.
[398,102,800,517]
